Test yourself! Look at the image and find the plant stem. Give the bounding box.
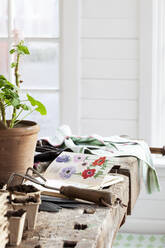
[15,53,20,88]
[13,108,35,127]
[11,52,20,125]
[14,108,24,122]
[0,100,7,127]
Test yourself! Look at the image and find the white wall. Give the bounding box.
[121,162,165,234]
[80,0,165,234]
[80,0,139,138]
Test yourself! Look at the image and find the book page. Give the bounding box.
[43,152,123,189]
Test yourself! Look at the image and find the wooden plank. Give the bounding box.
[81,119,137,138]
[81,99,137,119]
[18,176,130,248]
[82,39,138,59]
[82,0,138,19]
[82,59,138,79]
[81,79,138,100]
[82,19,138,38]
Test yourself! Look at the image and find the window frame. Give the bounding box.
[0,0,81,135]
[60,0,81,134]
[139,0,165,146]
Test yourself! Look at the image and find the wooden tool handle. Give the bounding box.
[150,146,165,156]
[60,186,113,205]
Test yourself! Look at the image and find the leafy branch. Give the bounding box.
[0,40,47,128]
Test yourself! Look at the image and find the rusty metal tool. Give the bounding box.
[7,167,117,207]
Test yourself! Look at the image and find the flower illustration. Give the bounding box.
[82,169,96,179]
[81,162,89,167]
[74,154,86,162]
[33,162,39,170]
[56,155,70,163]
[59,166,76,179]
[92,157,106,166]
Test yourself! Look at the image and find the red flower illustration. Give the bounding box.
[92,156,106,166]
[82,169,96,179]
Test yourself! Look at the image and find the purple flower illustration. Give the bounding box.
[56,155,70,163]
[73,154,86,162]
[59,166,76,179]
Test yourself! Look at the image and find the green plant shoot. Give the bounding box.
[0,40,47,128]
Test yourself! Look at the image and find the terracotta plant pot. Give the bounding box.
[7,209,26,246]
[0,120,39,183]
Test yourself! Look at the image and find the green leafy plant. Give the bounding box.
[0,40,47,128]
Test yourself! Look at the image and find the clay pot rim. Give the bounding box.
[0,120,40,136]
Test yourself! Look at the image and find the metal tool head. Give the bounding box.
[7,167,46,188]
[7,167,60,192]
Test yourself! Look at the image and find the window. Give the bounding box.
[0,0,60,138]
[139,0,165,147]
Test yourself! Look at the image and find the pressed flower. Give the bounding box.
[59,166,76,179]
[92,157,106,166]
[82,169,96,179]
[74,154,86,162]
[56,155,70,163]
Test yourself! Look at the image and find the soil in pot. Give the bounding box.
[7,184,39,194]
[5,209,26,218]
[12,196,38,204]
[0,182,4,189]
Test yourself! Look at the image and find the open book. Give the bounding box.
[40,152,123,190]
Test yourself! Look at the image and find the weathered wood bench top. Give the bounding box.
[16,157,140,248]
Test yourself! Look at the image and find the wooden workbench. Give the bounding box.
[15,157,140,248]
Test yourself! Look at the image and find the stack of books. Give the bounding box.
[0,192,9,248]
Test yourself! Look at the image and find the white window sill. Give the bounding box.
[152,154,165,168]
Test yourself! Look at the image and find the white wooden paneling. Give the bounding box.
[121,217,165,234]
[131,199,165,220]
[82,80,138,100]
[82,99,137,119]
[82,0,138,19]
[122,173,165,234]
[81,119,137,137]
[82,19,138,38]
[60,0,81,134]
[82,39,138,59]
[139,179,165,201]
[139,0,154,145]
[82,59,138,79]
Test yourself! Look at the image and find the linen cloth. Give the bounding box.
[43,125,160,194]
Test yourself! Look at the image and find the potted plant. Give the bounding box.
[0,40,46,183]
